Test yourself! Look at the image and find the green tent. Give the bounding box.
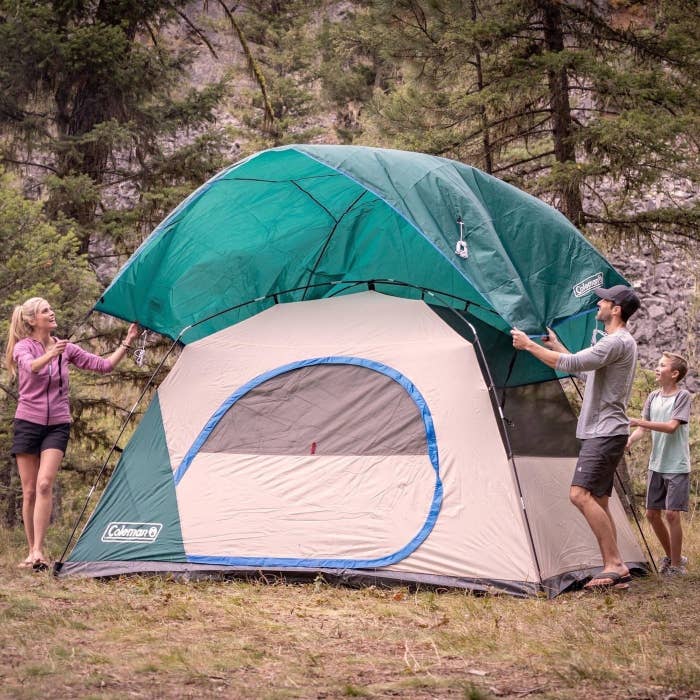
[96,144,627,385]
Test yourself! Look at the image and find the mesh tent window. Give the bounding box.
[201,362,428,457]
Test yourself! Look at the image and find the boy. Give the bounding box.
[627,352,692,575]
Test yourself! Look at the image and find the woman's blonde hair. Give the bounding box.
[4,297,46,378]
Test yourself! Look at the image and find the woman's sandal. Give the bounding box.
[32,559,50,572]
[17,559,34,569]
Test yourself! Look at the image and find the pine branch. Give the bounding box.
[165,2,219,59]
[563,2,690,67]
[215,0,275,132]
[491,151,556,175]
[143,20,159,48]
[0,157,58,173]
[390,4,436,44]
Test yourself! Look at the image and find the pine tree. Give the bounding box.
[0,0,230,256]
[216,0,328,149]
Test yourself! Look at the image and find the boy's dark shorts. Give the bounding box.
[11,419,70,457]
[571,435,628,497]
[646,470,690,512]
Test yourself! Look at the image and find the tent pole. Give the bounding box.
[130,279,502,339]
[446,309,544,589]
[299,188,368,301]
[614,470,657,573]
[54,332,185,573]
[501,351,518,409]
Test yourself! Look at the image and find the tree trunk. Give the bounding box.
[471,0,493,174]
[541,0,584,226]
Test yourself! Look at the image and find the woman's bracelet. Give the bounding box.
[120,342,131,349]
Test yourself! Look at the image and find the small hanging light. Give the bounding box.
[454,216,468,259]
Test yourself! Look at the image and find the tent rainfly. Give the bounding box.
[57,145,648,596]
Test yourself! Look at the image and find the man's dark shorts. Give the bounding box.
[646,470,690,512]
[571,435,628,497]
[11,419,70,457]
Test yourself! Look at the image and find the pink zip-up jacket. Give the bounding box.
[13,338,114,425]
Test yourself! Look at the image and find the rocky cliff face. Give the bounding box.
[613,242,699,392]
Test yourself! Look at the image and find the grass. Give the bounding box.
[0,521,698,699]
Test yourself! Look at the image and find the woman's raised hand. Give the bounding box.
[124,323,140,346]
[48,338,68,357]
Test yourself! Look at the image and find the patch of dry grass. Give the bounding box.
[0,520,698,700]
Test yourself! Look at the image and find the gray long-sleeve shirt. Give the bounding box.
[556,328,637,439]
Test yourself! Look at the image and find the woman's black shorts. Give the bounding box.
[11,419,70,457]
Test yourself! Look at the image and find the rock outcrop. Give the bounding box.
[613,242,699,392]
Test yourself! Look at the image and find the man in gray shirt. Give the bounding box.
[511,284,640,589]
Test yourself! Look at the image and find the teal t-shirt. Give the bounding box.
[643,389,691,474]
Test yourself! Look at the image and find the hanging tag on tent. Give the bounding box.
[454,217,468,259]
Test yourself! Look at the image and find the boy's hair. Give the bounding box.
[663,352,688,382]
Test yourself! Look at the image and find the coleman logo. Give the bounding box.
[102,522,162,543]
[573,272,604,298]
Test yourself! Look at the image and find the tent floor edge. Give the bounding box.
[540,561,651,598]
[56,561,557,598]
[58,561,652,597]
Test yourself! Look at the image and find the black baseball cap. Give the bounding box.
[594,285,641,318]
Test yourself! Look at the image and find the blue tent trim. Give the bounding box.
[174,355,444,569]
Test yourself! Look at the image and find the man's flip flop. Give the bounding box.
[584,571,631,590]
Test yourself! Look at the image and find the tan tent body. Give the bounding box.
[62,292,646,596]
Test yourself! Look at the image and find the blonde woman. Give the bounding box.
[5,298,138,570]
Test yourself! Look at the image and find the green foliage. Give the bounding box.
[0,171,96,336]
[0,1,227,525]
[221,0,327,147]
[0,0,230,254]
[317,6,387,142]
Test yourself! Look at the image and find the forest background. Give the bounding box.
[0,0,698,531]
